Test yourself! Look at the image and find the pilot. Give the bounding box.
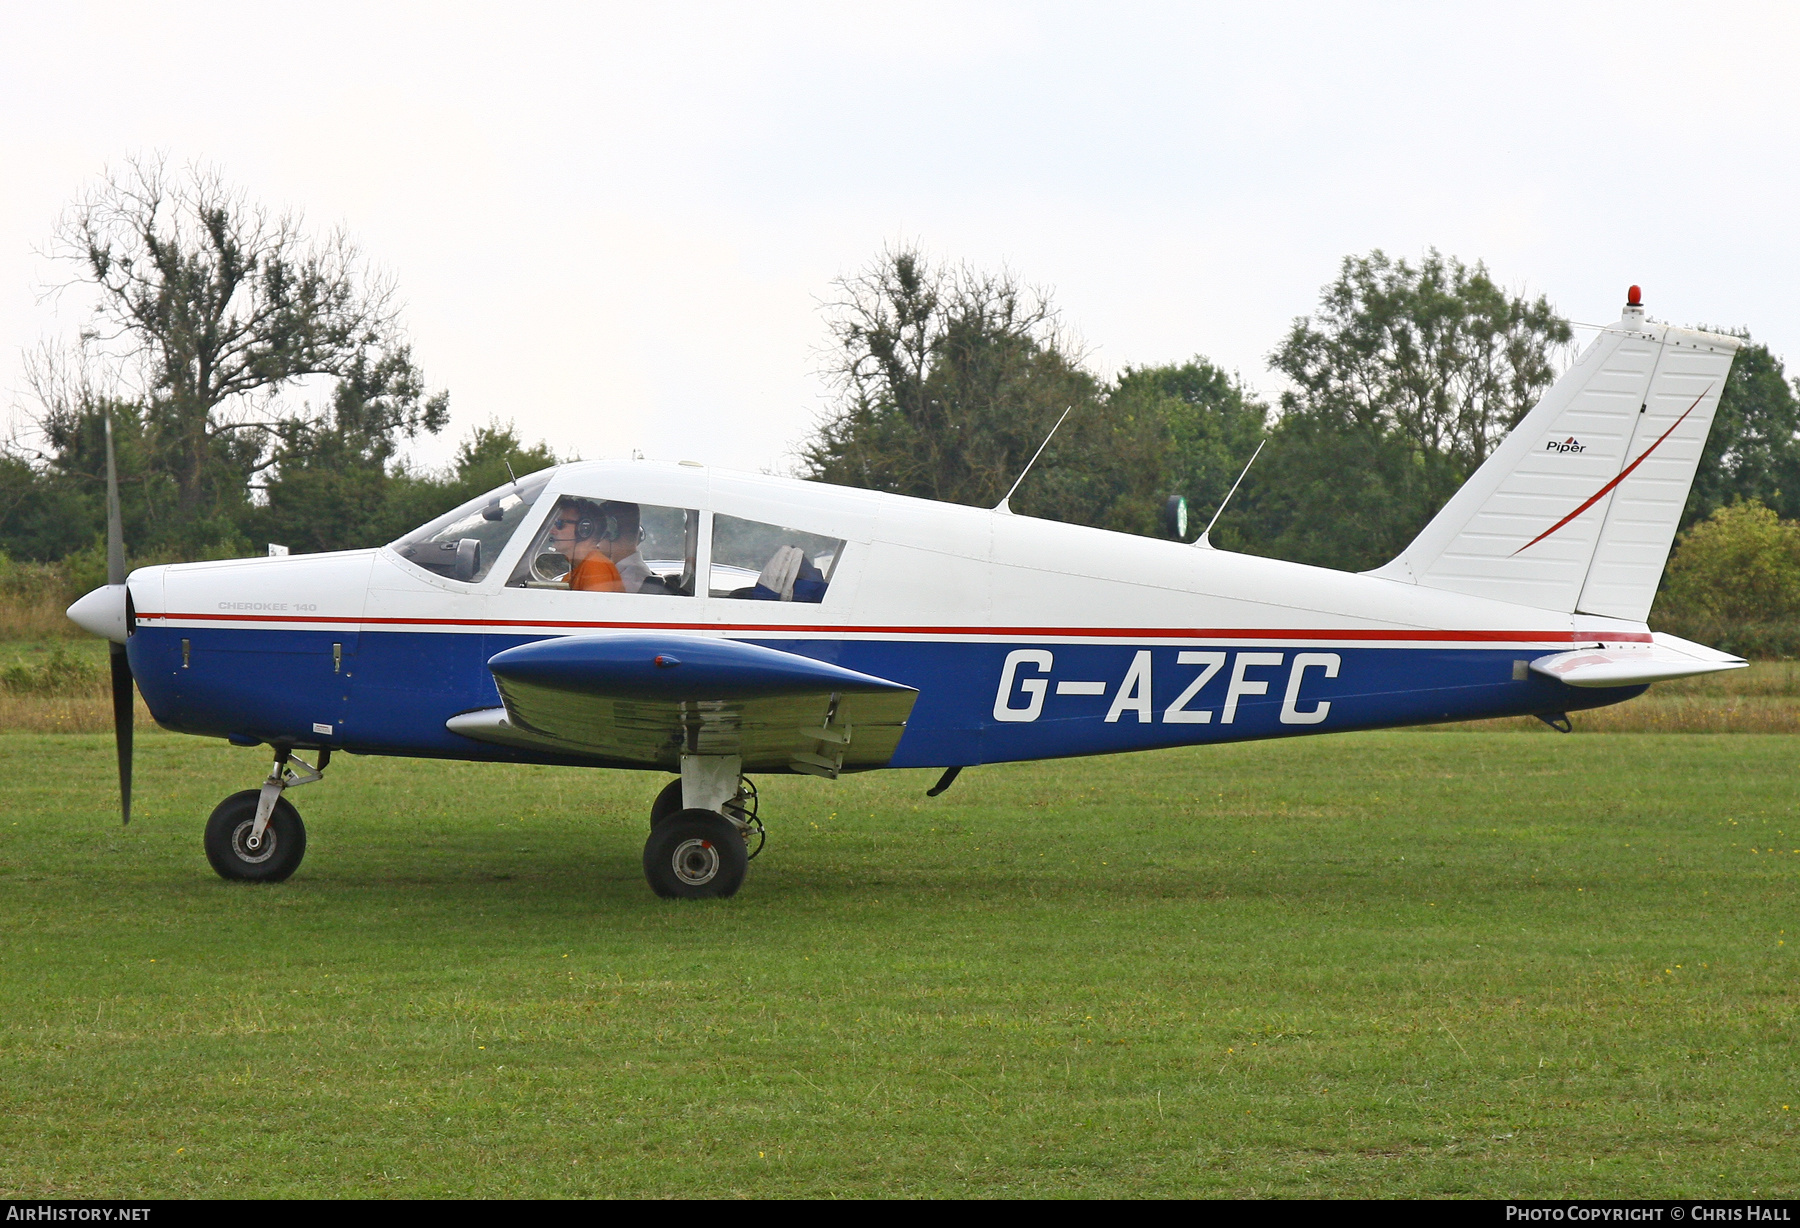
[548,499,651,593]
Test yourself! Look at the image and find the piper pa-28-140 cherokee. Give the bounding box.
[67,288,1747,898]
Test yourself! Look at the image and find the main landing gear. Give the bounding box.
[643,754,763,900]
[204,748,327,883]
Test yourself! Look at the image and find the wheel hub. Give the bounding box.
[671,838,719,886]
[230,819,277,865]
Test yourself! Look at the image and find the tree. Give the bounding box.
[22,352,229,556]
[29,155,446,554]
[1233,409,1463,570]
[445,419,561,493]
[1683,337,1800,529]
[1661,500,1800,622]
[1058,360,1267,541]
[0,451,93,563]
[248,347,456,553]
[249,420,560,555]
[371,420,560,550]
[1271,249,1570,471]
[798,246,1099,511]
[1245,250,1572,570]
[1653,499,1800,657]
[797,246,1273,538]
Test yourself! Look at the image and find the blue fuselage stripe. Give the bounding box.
[127,627,1640,768]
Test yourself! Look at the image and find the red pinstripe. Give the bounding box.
[132,611,1650,644]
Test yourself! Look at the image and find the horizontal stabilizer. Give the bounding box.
[1530,632,1745,688]
[462,634,918,773]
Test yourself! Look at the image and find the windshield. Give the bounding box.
[389,471,554,583]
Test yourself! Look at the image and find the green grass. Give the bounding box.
[0,635,109,680]
[1,731,1796,1198]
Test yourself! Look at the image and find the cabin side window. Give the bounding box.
[710,514,843,602]
[508,497,698,596]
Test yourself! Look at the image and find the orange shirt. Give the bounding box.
[569,553,624,592]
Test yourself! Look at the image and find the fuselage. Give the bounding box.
[121,460,1646,769]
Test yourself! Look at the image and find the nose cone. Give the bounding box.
[68,584,129,643]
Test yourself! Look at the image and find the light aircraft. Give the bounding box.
[67,288,1747,899]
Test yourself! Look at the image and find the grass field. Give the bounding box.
[0,730,1795,1197]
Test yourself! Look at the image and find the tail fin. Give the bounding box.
[1368,299,1741,620]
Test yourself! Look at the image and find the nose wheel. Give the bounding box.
[204,789,307,882]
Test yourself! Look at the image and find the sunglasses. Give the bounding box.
[550,517,643,540]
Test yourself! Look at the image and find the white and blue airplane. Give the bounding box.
[67,289,1747,899]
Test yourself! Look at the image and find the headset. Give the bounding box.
[555,502,637,544]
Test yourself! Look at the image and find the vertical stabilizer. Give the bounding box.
[1367,295,1739,621]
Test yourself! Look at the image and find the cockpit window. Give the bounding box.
[508,497,698,596]
[389,473,552,584]
[711,514,843,602]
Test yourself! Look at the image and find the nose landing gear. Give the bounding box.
[204,748,327,883]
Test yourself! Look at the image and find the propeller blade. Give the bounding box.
[104,414,132,825]
[111,643,133,826]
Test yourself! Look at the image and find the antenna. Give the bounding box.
[1195,438,1265,549]
[504,460,519,487]
[995,406,1074,514]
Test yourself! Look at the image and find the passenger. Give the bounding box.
[548,499,649,593]
[595,501,653,593]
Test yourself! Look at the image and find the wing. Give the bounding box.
[446,633,918,777]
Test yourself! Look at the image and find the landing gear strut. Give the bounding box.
[204,748,327,883]
[649,776,763,856]
[643,754,760,899]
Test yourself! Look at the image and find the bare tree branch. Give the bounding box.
[29,155,439,523]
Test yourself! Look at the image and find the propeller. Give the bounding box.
[104,414,133,826]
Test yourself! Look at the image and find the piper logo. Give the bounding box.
[1545,437,1586,453]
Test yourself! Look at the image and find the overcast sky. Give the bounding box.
[4,2,1798,478]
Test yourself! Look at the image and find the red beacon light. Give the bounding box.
[1627,285,1642,307]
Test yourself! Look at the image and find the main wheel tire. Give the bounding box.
[649,778,683,829]
[204,789,307,883]
[642,809,747,900]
